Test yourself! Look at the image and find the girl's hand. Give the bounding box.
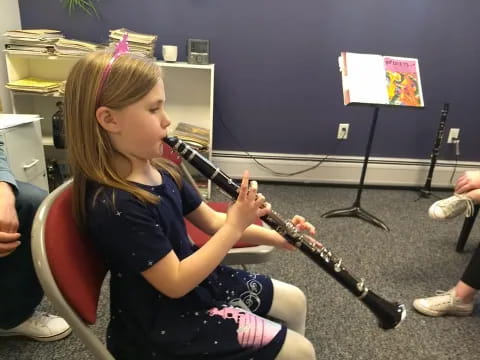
[273,215,317,251]
[291,215,316,235]
[226,171,269,232]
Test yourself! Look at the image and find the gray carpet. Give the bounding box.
[1,183,479,359]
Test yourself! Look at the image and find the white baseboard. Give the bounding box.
[212,151,480,188]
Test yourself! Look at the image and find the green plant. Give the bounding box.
[61,0,99,17]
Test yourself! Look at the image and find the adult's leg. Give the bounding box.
[455,244,480,302]
[267,279,307,335]
[0,181,46,329]
[413,244,480,317]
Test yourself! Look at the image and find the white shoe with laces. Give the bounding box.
[0,311,71,342]
[428,194,475,220]
[413,288,474,317]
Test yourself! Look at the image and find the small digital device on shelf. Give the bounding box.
[186,39,210,65]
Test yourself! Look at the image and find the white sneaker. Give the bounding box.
[413,289,474,317]
[428,194,475,220]
[0,311,71,342]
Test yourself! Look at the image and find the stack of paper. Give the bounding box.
[54,38,102,56]
[5,77,63,93]
[109,28,158,58]
[4,29,64,55]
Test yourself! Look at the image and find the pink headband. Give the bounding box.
[95,33,129,108]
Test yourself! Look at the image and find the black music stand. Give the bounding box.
[321,106,389,231]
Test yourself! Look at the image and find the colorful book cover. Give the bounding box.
[384,57,423,107]
[339,52,424,108]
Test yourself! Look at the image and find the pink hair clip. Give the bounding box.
[95,32,130,107]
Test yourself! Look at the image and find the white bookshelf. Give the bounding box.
[4,52,215,197]
[157,61,215,198]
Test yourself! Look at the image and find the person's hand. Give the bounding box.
[226,171,269,233]
[273,215,318,251]
[455,171,480,194]
[291,215,316,235]
[0,182,21,257]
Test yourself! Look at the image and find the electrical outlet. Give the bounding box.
[447,128,460,143]
[337,123,349,139]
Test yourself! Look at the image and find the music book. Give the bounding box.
[339,51,424,107]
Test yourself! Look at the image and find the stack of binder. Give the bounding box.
[3,29,64,55]
[109,28,158,58]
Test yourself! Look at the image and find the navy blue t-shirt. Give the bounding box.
[87,171,286,360]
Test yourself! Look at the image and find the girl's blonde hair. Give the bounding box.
[65,51,181,229]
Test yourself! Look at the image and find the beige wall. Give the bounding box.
[0,0,21,113]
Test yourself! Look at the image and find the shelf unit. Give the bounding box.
[157,60,215,198]
[4,51,215,197]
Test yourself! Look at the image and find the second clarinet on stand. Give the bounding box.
[52,101,66,149]
[419,102,449,198]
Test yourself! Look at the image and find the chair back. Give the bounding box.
[185,202,259,248]
[161,143,182,165]
[31,179,114,360]
[162,142,275,265]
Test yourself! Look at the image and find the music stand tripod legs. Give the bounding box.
[321,106,389,231]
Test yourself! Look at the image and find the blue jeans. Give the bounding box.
[0,181,47,329]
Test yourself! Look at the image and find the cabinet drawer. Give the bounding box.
[0,121,48,191]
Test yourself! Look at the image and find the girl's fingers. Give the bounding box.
[248,180,258,200]
[262,202,272,212]
[255,192,265,204]
[238,170,250,200]
[291,215,316,235]
[291,215,306,225]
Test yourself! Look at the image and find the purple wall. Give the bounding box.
[18,0,480,160]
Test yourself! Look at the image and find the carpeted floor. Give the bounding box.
[1,183,479,359]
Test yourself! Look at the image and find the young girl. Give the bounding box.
[65,35,316,360]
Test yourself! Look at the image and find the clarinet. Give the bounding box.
[164,136,406,330]
[420,103,449,196]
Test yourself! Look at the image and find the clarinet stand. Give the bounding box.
[417,173,441,200]
[417,160,438,199]
[321,106,389,231]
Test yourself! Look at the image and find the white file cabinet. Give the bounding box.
[0,120,48,191]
